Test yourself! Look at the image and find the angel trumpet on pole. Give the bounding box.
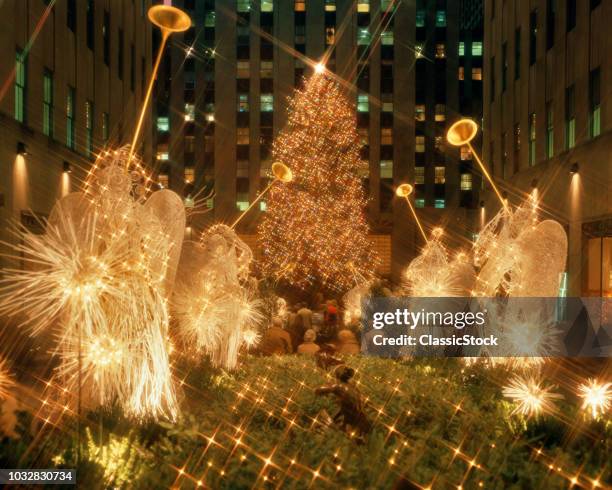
[230,162,293,229]
[446,118,509,212]
[127,5,191,164]
[396,183,428,243]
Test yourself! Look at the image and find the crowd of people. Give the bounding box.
[256,297,361,357]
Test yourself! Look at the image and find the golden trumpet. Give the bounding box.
[127,5,191,164]
[446,118,508,211]
[396,183,428,243]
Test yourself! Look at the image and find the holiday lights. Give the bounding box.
[503,375,563,418]
[0,356,13,401]
[578,379,611,419]
[257,70,377,293]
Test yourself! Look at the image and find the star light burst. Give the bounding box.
[503,375,563,418]
[578,379,611,419]
[0,357,13,401]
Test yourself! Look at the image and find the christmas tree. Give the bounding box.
[258,67,377,293]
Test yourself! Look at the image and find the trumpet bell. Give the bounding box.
[395,183,413,198]
[272,162,293,183]
[148,5,191,34]
[447,118,478,146]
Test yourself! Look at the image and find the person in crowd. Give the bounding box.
[319,300,339,343]
[297,329,320,354]
[259,316,293,355]
[296,302,313,331]
[335,329,360,355]
[285,304,306,351]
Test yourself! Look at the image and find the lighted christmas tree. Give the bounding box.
[258,66,377,293]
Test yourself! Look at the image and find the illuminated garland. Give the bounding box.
[257,70,377,293]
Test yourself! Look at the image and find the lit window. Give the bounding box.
[158,173,169,188]
[237,160,249,178]
[565,85,576,149]
[458,66,465,80]
[381,128,393,145]
[435,104,445,122]
[472,67,482,80]
[459,42,465,56]
[237,0,250,12]
[415,44,424,58]
[237,61,250,78]
[434,166,445,184]
[358,28,371,46]
[260,201,267,211]
[294,0,305,12]
[460,173,472,190]
[415,104,425,121]
[261,0,273,12]
[357,0,369,13]
[434,199,445,209]
[184,103,195,122]
[529,113,536,166]
[204,11,215,27]
[381,0,393,10]
[157,116,169,132]
[326,27,335,45]
[85,100,93,156]
[415,198,425,208]
[261,94,273,112]
[206,197,214,209]
[184,167,195,184]
[415,166,425,184]
[416,10,425,27]
[358,160,369,178]
[358,127,369,145]
[435,136,444,152]
[357,93,369,112]
[325,0,336,12]
[236,193,249,210]
[15,50,26,123]
[590,68,601,138]
[66,86,75,149]
[380,160,393,179]
[102,112,109,142]
[472,41,483,56]
[43,70,54,137]
[185,135,195,153]
[416,135,425,152]
[238,94,249,112]
[260,61,273,78]
[460,146,472,160]
[435,44,446,58]
[436,10,446,27]
[381,29,394,45]
[157,152,169,161]
[382,100,393,113]
[237,127,250,145]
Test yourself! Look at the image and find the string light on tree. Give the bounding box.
[578,379,611,419]
[257,67,377,292]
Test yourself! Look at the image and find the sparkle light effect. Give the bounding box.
[0,148,183,420]
[257,70,377,293]
[173,224,263,370]
[0,356,13,401]
[503,375,563,418]
[577,379,611,419]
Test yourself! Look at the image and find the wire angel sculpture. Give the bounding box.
[0,147,184,420]
[172,224,263,370]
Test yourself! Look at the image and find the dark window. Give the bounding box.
[530,9,537,64]
[514,28,521,80]
[43,69,53,137]
[501,43,507,91]
[118,29,124,80]
[490,56,495,102]
[565,85,576,148]
[589,68,601,138]
[566,0,576,32]
[86,0,94,50]
[547,0,555,49]
[103,11,110,65]
[67,0,76,32]
[130,44,135,91]
[591,0,601,9]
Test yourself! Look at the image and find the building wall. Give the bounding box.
[155,0,483,281]
[0,0,153,267]
[482,0,612,295]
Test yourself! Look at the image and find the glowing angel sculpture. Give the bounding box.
[173,224,263,370]
[0,147,184,420]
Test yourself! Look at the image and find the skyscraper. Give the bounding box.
[153,0,483,280]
